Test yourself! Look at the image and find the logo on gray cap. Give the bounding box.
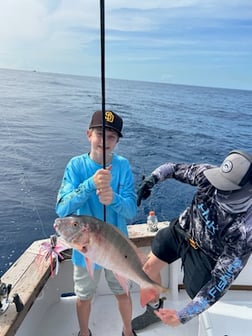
[221,160,233,173]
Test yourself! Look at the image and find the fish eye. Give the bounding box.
[73,222,79,227]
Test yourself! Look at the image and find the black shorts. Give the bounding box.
[152,218,216,298]
[152,218,185,264]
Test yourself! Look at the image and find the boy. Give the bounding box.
[56,110,137,336]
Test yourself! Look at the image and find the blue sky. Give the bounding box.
[1,0,252,90]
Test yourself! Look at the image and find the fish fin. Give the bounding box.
[85,257,94,278]
[114,273,130,296]
[140,287,165,307]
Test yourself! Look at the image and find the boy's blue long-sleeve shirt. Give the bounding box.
[55,152,137,268]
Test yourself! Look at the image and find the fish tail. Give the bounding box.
[140,285,168,307]
[139,288,158,307]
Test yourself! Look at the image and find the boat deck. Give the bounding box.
[15,259,198,336]
[14,259,252,336]
[1,224,252,336]
[32,291,198,336]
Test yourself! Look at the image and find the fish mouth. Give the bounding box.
[53,218,79,243]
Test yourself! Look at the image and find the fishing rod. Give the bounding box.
[100,0,106,221]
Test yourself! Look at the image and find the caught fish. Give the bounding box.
[53,215,167,307]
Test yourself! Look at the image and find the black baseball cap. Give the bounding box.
[89,110,123,137]
[204,150,252,191]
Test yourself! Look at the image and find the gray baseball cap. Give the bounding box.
[204,150,252,191]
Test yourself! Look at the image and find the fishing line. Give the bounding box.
[100,0,107,221]
[3,119,48,238]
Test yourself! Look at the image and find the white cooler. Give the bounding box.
[198,301,252,336]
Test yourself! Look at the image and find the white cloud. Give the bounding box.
[1,0,251,47]
[0,1,48,43]
[0,0,251,89]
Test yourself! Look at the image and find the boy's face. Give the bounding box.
[87,127,119,164]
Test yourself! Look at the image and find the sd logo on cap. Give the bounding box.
[89,110,123,137]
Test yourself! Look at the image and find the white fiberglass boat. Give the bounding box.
[1,222,252,336]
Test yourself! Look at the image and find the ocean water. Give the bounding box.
[1,68,252,276]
